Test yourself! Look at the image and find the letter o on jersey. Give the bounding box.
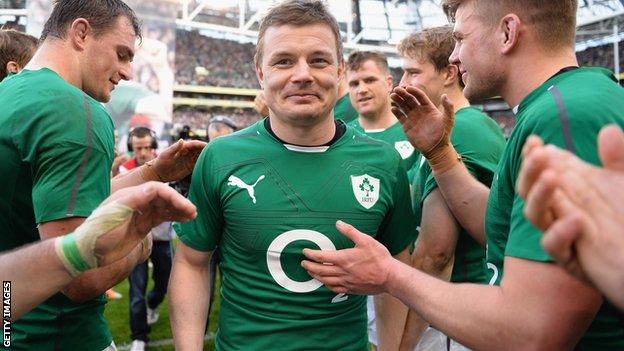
[266,229,336,293]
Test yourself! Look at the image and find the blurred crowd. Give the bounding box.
[175,30,259,89]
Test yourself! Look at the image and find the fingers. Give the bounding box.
[440,94,455,120]
[523,169,559,230]
[517,145,548,199]
[118,182,197,222]
[300,260,345,277]
[521,135,544,160]
[391,106,407,121]
[302,248,341,265]
[404,86,435,107]
[335,220,368,245]
[598,124,624,171]
[184,139,208,152]
[393,86,421,110]
[540,213,583,271]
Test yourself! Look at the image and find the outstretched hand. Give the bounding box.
[391,86,455,158]
[148,139,206,182]
[93,182,197,266]
[301,221,395,295]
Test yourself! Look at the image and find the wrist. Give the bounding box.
[427,145,462,175]
[384,258,408,296]
[139,160,164,182]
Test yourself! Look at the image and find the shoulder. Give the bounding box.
[346,126,403,168]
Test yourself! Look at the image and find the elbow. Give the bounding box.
[417,250,454,276]
[61,281,108,303]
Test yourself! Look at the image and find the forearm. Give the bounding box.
[386,259,579,350]
[1,240,72,320]
[399,252,453,350]
[61,243,145,302]
[111,165,154,193]
[375,292,408,351]
[433,161,489,245]
[169,256,210,350]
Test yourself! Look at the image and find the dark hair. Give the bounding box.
[347,51,389,73]
[0,29,38,81]
[41,0,141,41]
[255,0,342,65]
[127,126,157,151]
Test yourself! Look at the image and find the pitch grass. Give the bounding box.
[104,267,220,351]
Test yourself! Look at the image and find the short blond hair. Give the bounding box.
[254,0,342,66]
[442,0,577,50]
[397,26,455,72]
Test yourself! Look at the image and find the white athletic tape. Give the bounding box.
[55,202,134,276]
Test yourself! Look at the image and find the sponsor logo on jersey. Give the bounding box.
[350,174,380,209]
[394,141,415,159]
[266,229,335,293]
[227,174,265,204]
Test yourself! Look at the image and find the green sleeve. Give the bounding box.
[28,97,113,223]
[505,98,602,262]
[176,147,223,252]
[421,114,502,201]
[376,164,417,256]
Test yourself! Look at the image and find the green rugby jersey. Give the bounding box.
[348,119,422,174]
[0,68,115,350]
[484,67,624,349]
[413,107,504,284]
[334,93,359,123]
[176,120,416,351]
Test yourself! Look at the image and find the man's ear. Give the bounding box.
[255,63,264,89]
[499,14,521,55]
[443,64,460,87]
[68,18,91,51]
[6,61,20,74]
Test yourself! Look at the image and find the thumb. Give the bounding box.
[598,124,624,171]
[336,220,367,245]
[162,139,184,157]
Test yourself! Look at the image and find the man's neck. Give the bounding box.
[445,87,470,113]
[502,49,578,108]
[358,104,396,130]
[269,114,337,146]
[24,40,82,90]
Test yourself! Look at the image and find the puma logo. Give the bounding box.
[227,175,265,204]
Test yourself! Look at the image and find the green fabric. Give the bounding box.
[349,119,422,174]
[0,68,115,350]
[176,120,416,350]
[333,93,359,123]
[413,107,505,284]
[484,67,624,349]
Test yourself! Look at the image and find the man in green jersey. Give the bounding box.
[303,0,624,349]
[0,1,204,350]
[396,25,505,351]
[346,51,421,174]
[169,1,416,350]
[518,124,624,311]
[345,50,420,350]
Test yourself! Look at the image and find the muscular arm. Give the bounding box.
[2,239,72,320]
[375,247,411,351]
[399,189,459,351]
[39,217,146,302]
[433,161,489,246]
[388,257,600,350]
[169,242,213,351]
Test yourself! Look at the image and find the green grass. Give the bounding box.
[104,266,220,351]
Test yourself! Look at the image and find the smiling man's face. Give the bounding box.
[256,23,344,126]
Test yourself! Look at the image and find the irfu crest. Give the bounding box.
[350,174,380,209]
[394,141,415,160]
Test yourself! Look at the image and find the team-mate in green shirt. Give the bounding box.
[0,2,203,350]
[302,1,624,350]
[346,51,421,175]
[169,2,416,350]
[396,26,505,351]
[344,50,422,349]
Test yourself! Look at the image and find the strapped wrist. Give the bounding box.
[139,160,164,182]
[427,144,462,175]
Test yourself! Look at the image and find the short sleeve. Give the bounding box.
[175,147,223,252]
[29,98,113,223]
[376,164,417,256]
